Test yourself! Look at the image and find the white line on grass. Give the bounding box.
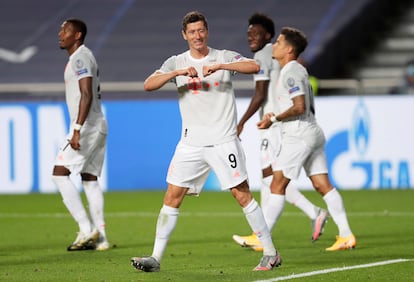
[1,211,414,218]
[253,258,413,282]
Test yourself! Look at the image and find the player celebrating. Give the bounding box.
[257,27,356,251]
[52,18,109,251]
[131,11,281,272]
[232,13,329,252]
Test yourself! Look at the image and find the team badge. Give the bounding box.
[287,77,295,87]
[75,59,88,76]
[75,59,84,69]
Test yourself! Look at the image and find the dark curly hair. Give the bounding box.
[248,13,275,39]
[65,18,87,42]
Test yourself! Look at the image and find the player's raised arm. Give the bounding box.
[144,67,198,91]
[143,70,177,91]
[203,59,259,77]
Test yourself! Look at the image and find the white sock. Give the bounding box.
[285,183,318,220]
[52,175,91,234]
[323,188,353,237]
[243,199,276,256]
[152,205,179,262]
[264,193,285,231]
[260,175,272,215]
[83,180,107,240]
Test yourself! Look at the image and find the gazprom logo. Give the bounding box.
[326,97,411,189]
[351,99,370,157]
[326,98,373,189]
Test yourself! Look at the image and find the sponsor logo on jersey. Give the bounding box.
[288,86,299,94]
[76,68,88,76]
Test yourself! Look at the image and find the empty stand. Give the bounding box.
[2,0,413,96]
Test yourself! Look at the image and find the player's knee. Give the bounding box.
[52,165,70,176]
[313,183,333,196]
[81,173,97,181]
[231,182,253,207]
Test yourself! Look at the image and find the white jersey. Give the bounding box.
[272,61,326,179]
[57,45,107,176]
[253,43,280,119]
[64,45,104,126]
[275,60,316,127]
[159,48,245,146]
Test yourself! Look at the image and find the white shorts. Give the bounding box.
[259,125,282,170]
[273,121,328,179]
[55,119,107,176]
[166,139,248,195]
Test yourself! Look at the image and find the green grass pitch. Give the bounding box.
[0,189,413,281]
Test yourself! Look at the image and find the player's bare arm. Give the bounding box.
[276,95,306,120]
[238,80,269,136]
[257,112,274,129]
[257,95,306,129]
[70,76,93,150]
[203,59,259,77]
[144,67,198,91]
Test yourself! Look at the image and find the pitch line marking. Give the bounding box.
[1,211,414,218]
[253,258,413,282]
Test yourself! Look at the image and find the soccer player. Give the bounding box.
[52,18,109,251]
[257,27,356,251]
[131,11,281,272]
[232,13,329,251]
